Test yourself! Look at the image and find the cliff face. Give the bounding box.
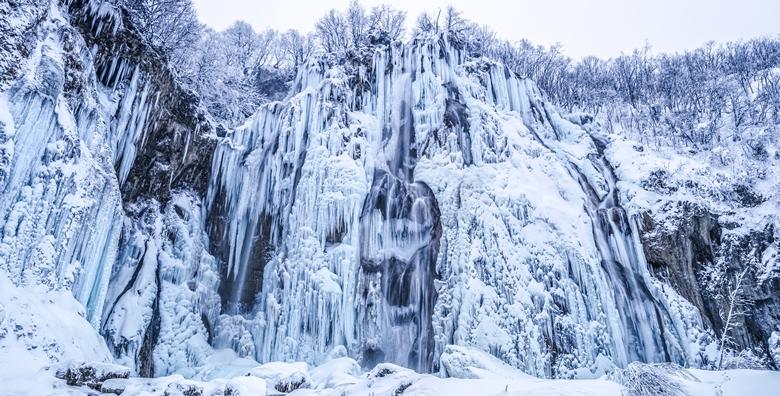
[0,0,778,383]
[66,0,217,202]
[62,0,221,375]
[0,0,219,377]
[641,202,779,366]
[605,132,780,368]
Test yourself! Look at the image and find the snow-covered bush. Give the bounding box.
[247,362,311,393]
[608,363,691,396]
[54,361,130,391]
[717,348,769,370]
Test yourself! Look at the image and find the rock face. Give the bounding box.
[0,0,778,382]
[642,202,780,367]
[66,0,217,202]
[642,203,722,331]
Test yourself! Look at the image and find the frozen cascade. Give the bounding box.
[205,35,708,376]
[355,44,444,371]
[4,0,779,385]
[0,0,731,381]
[357,174,441,372]
[0,7,124,325]
[101,193,222,376]
[573,136,697,366]
[0,0,191,339]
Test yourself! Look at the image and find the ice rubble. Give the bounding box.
[204,37,711,376]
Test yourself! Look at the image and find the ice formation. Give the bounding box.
[0,2,123,326]
[203,37,709,376]
[1,2,778,393]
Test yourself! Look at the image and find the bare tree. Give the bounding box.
[463,23,496,57]
[279,30,317,71]
[415,11,439,34]
[717,266,753,370]
[368,5,407,43]
[255,29,280,68]
[316,9,350,53]
[442,6,465,31]
[122,0,201,68]
[346,0,369,50]
[222,21,258,76]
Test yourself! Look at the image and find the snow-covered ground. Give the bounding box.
[3,266,777,395]
[2,328,779,395]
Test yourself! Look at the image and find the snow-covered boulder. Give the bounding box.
[309,356,362,390]
[439,345,535,380]
[100,378,129,395]
[366,363,414,380]
[247,361,311,393]
[53,361,130,390]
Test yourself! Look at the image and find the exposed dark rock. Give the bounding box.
[732,184,765,207]
[54,361,130,391]
[213,212,273,314]
[393,381,412,395]
[100,378,128,395]
[641,201,780,366]
[163,381,204,396]
[641,169,678,195]
[368,363,399,378]
[66,0,218,204]
[274,376,308,393]
[442,82,473,165]
[641,202,720,330]
[716,223,779,363]
[138,260,162,377]
[0,0,49,90]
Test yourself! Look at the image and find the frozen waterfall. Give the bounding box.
[203,35,707,375]
[0,1,712,377]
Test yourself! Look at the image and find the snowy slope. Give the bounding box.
[2,346,778,396]
[0,271,113,395]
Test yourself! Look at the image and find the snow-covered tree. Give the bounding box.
[346,0,369,50]
[367,5,407,44]
[316,9,350,53]
[121,0,201,69]
[279,30,317,71]
[179,21,296,127]
[717,267,753,370]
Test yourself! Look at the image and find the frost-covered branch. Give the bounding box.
[717,266,753,370]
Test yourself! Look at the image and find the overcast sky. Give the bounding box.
[192,0,780,59]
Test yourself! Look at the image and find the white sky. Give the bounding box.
[192,0,780,59]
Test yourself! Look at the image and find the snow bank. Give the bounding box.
[440,345,535,380]
[0,272,112,395]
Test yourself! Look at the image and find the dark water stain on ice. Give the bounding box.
[357,169,442,372]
